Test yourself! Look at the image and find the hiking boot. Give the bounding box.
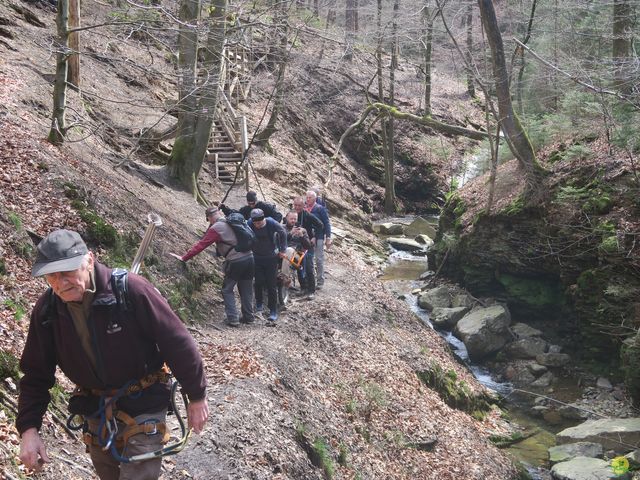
[226,319,240,327]
[305,293,315,300]
[255,304,263,313]
[268,310,278,322]
[240,316,255,324]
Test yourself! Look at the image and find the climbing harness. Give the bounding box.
[288,250,306,270]
[67,373,191,463]
[57,213,192,463]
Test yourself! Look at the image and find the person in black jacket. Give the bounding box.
[18,230,208,479]
[220,191,282,222]
[247,209,287,324]
[293,196,324,296]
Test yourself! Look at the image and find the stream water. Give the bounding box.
[377,220,574,479]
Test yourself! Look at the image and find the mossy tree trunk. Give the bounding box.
[48,0,70,145]
[168,0,200,192]
[169,0,227,199]
[478,0,545,194]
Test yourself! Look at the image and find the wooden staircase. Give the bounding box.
[206,43,253,185]
[206,93,248,185]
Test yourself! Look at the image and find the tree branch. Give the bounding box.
[512,38,624,100]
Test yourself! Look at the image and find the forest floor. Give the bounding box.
[0,2,522,479]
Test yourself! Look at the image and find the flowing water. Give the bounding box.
[377,222,571,478]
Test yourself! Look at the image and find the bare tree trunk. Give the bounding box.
[422,4,435,115]
[465,0,475,97]
[345,0,356,60]
[613,0,633,94]
[478,0,543,192]
[383,0,400,214]
[169,0,201,189]
[354,0,359,32]
[515,0,537,115]
[67,0,80,87]
[256,1,288,144]
[326,0,336,26]
[318,0,335,61]
[551,0,558,110]
[48,0,70,145]
[376,0,389,174]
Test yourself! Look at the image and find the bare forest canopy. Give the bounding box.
[31,0,640,213]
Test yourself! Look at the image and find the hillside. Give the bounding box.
[0,2,520,480]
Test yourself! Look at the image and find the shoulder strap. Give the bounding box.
[110,268,129,313]
[40,269,130,328]
[40,287,57,327]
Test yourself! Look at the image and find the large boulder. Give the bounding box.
[504,337,548,359]
[387,237,424,252]
[454,305,511,361]
[430,306,469,328]
[550,456,615,480]
[373,222,405,235]
[548,442,603,464]
[404,216,437,239]
[557,418,640,453]
[414,234,434,248]
[511,322,543,338]
[536,352,571,367]
[530,371,555,388]
[418,285,452,311]
[451,293,474,309]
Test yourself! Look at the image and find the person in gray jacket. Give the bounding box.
[175,207,255,326]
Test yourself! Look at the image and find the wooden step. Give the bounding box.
[217,152,242,159]
[205,154,242,163]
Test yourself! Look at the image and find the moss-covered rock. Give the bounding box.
[496,273,564,314]
[432,159,640,399]
[416,362,495,414]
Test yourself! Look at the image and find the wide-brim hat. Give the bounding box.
[32,229,88,276]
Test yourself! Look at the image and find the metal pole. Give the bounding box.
[130,213,163,274]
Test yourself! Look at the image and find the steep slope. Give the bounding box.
[0,2,518,479]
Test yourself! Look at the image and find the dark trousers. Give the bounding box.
[302,249,316,293]
[222,256,255,323]
[254,256,279,312]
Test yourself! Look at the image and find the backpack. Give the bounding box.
[264,202,283,223]
[225,212,256,254]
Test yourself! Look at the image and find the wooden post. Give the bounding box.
[239,115,249,191]
[68,0,80,87]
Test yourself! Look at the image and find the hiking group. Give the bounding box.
[15,187,331,479]
[175,187,332,327]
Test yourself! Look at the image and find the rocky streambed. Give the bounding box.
[374,217,640,480]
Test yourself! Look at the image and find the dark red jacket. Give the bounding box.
[16,262,207,434]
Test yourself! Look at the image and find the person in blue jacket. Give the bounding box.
[305,190,331,288]
[247,209,287,324]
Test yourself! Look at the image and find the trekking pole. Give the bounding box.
[130,213,163,275]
